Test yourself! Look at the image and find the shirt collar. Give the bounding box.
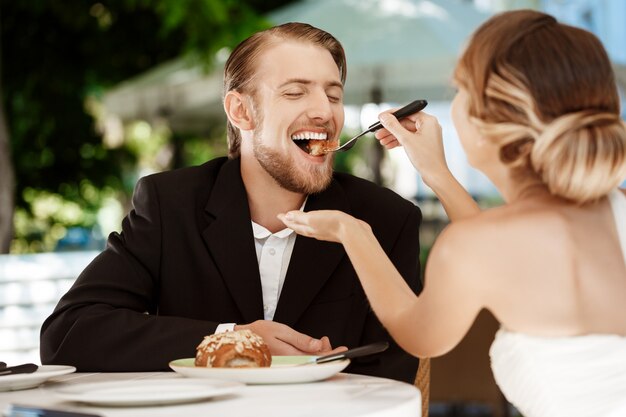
[251,197,307,240]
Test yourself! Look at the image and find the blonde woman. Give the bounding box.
[279,10,626,417]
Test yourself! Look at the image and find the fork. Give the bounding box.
[327,99,428,152]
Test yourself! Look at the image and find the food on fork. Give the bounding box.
[195,329,271,368]
[308,139,338,156]
[292,130,337,156]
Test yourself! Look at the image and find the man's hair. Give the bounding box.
[455,9,626,203]
[223,22,347,159]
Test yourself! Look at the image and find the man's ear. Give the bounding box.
[224,91,254,131]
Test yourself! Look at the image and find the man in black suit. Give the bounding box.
[40,22,422,383]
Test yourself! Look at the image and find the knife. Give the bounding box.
[304,341,389,365]
[0,363,38,376]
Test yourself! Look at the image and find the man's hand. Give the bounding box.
[235,320,347,356]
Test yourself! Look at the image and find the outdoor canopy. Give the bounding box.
[102,0,489,133]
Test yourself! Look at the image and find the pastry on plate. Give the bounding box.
[195,329,271,368]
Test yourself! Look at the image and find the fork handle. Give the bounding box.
[366,99,428,132]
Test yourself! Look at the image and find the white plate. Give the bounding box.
[169,356,350,384]
[0,365,76,391]
[52,378,242,406]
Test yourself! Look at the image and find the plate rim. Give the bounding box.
[169,356,350,384]
[170,356,347,368]
[52,378,243,406]
[0,365,76,391]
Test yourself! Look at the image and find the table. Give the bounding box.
[0,372,422,417]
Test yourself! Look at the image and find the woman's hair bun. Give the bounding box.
[530,110,626,203]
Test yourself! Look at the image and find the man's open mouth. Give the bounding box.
[291,131,338,156]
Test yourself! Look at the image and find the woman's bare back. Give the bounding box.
[466,190,626,336]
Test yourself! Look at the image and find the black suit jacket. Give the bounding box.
[40,157,422,383]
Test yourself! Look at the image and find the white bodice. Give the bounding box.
[489,190,626,417]
[490,330,626,417]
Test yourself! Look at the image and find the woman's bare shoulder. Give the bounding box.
[431,204,569,262]
[427,213,506,268]
[435,206,520,243]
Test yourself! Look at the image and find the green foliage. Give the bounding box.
[12,183,120,253]
[183,135,226,167]
[1,0,296,252]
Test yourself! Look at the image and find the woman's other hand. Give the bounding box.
[277,210,370,244]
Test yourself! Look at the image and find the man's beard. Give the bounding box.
[253,139,334,194]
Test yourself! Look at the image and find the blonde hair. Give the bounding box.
[223,23,346,159]
[455,10,626,203]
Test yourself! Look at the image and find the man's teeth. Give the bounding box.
[291,132,328,140]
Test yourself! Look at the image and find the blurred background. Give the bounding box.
[0,0,624,415]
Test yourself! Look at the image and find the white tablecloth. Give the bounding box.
[0,372,422,417]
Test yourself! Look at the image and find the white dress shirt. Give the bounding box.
[251,222,297,320]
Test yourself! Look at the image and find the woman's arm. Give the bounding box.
[278,210,484,358]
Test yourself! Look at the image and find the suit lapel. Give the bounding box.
[273,179,350,326]
[201,158,264,323]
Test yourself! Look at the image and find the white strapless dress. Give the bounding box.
[489,189,626,417]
